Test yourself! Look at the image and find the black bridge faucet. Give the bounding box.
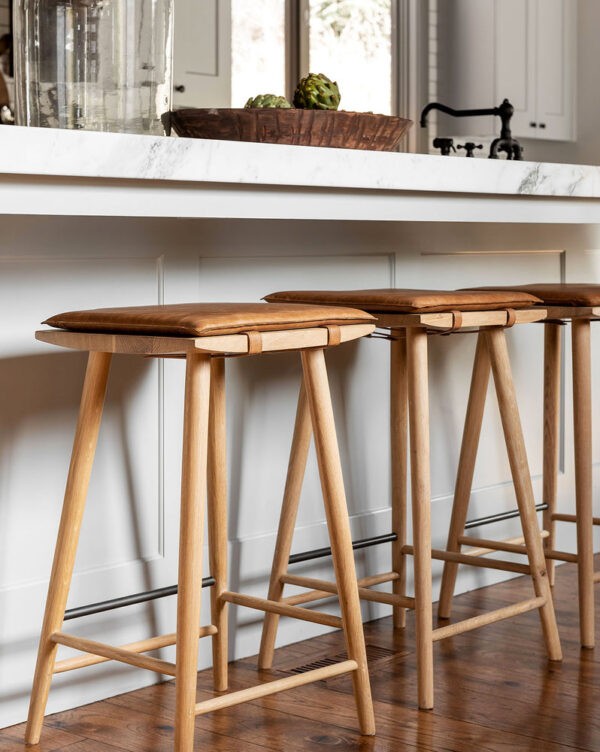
[420,98,523,160]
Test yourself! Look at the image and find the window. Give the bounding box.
[232,0,396,115]
[231,0,286,108]
[306,1,393,114]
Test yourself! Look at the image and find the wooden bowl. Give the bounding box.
[165,108,413,152]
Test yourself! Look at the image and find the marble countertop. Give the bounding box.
[1,125,600,199]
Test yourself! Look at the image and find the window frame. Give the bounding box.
[284,0,428,152]
[284,0,399,112]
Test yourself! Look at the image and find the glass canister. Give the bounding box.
[14,0,173,134]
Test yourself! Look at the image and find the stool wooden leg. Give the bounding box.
[390,335,408,628]
[543,323,562,588]
[175,353,211,752]
[26,351,112,745]
[258,382,312,670]
[406,328,434,710]
[486,328,562,662]
[208,357,229,691]
[438,332,491,620]
[572,318,595,648]
[301,348,375,736]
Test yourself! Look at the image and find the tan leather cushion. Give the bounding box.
[263,288,542,313]
[464,283,600,307]
[43,302,375,337]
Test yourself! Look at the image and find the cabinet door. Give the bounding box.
[534,0,576,141]
[172,0,231,108]
[494,0,536,138]
[496,0,575,141]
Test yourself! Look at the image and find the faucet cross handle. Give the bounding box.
[432,137,456,156]
[457,142,484,158]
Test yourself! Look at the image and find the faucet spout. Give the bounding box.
[420,101,502,128]
[420,102,460,128]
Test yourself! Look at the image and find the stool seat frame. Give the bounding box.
[26,323,376,751]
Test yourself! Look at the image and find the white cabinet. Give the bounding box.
[533,0,576,140]
[172,0,231,109]
[494,0,535,135]
[495,0,576,141]
[436,0,576,142]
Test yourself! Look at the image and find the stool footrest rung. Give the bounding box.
[280,573,415,609]
[221,591,342,628]
[53,626,217,674]
[552,512,600,526]
[433,597,546,642]
[458,535,530,556]
[402,545,531,575]
[282,571,400,607]
[195,660,358,716]
[457,532,549,557]
[51,632,178,676]
[544,549,579,563]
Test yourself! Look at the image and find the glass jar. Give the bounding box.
[14,0,173,134]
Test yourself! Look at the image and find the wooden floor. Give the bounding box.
[2,557,599,751]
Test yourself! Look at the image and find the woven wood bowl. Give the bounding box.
[166,108,413,152]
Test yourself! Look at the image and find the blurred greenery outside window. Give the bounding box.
[232,0,394,115]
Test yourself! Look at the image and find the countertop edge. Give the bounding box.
[1,126,600,199]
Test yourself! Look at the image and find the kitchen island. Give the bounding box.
[1,126,599,727]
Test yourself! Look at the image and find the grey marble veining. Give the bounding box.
[1,125,600,198]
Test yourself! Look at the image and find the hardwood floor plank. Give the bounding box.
[53,741,130,752]
[0,725,83,752]
[1,557,598,751]
[45,701,272,752]
[106,676,413,751]
[221,662,589,752]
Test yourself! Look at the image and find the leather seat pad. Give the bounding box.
[463,283,600,307]
[43,302,375,337]
[264,288,542,313]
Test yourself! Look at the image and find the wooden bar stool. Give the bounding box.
[445,283,600,648]
[260,289,562,710]
[26,302,377,750]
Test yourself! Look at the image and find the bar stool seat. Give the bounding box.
[43,301,374,337]
[464,282,600,307]
[260,287,561,711]
[263,287,542,313]
[26,302,377,751]
[460,282,600,648]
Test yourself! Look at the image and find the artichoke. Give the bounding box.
[293,73,341,111]
[244,94,292,109]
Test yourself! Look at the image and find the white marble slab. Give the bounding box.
[1,125,600,198]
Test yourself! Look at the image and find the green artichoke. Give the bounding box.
[293,73,341,111]
[244,94,292,109]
